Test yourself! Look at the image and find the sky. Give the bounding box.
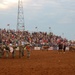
[0,0,75,40]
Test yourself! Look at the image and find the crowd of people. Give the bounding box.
[0,28,74,58]
[0,29,69,47]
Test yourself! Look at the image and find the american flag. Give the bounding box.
[49,27,51,29]
[22,26,24,27]
[7,24,10,26]
[35,27,37,28]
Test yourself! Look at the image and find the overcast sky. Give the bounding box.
[0,0,75,40]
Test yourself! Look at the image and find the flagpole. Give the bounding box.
[7,24,10,38]
[49,27,51,33]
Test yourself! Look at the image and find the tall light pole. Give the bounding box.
[17,0,25,31]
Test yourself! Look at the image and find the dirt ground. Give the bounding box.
[0,50,75,75]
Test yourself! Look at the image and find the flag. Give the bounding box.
[35,27,37,28]
[7,24,10,26]
[49,27,51,29]
[22,26,24,28]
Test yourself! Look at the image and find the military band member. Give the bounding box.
[58,42,63,52]
[5,45,10,58]
[19,39,25,58]
[0,45,4,58]
[26,43,31,58]
[63,42,67,53]
[0,37,3,58]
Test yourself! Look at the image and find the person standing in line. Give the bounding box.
[58,42,63,52]
[5,45,10,58]
[26,44,31,58]
[19,40,22,58]
[21,39,25,56]
[63,42,67,53]
[11,43,17,58]
[0,36,3,58]
[0,45,3,58]
[18,38,25,58]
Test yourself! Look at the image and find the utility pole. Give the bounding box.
[17,0,25,31]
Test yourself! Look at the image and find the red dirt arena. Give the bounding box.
[0,50,75,75]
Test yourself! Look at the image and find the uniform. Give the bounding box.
[0,46,4,58]
[5,45,10,58]
[58,42,63,52]
[26,44,31,58]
